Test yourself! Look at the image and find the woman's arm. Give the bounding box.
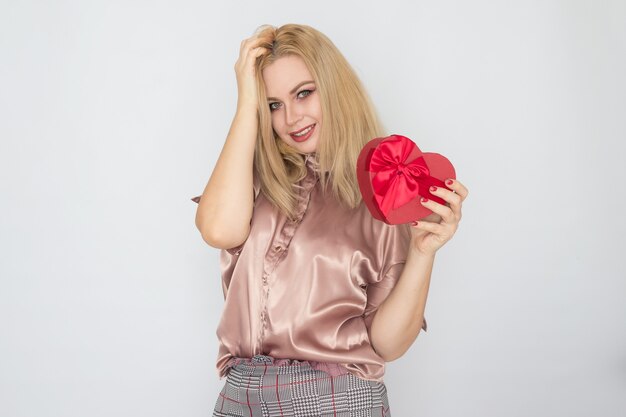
[194,103,257,249]
[368,249,434,362]
[195,34,268,250]
[369,179,467,361]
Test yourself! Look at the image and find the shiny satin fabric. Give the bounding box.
[204,153,427,383]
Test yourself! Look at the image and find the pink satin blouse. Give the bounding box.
[192,152,427,383]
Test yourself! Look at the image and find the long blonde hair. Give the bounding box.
[253,23,387,221]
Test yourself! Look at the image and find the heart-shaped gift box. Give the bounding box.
[356,134,456,225]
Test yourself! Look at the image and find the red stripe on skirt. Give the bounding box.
[275,374,284,416]
[331,375,337,417]
[246,374,252,416]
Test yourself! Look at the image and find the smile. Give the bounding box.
[290,124,316,142]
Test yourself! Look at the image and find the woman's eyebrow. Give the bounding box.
[267,80,315,101]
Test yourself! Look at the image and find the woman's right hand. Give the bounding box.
[234,32,269,109]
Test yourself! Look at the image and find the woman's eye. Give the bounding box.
[269,89,313,112]
[297,89,312,98]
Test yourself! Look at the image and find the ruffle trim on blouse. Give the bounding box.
[284,155,319,222]
[304,152,320,172]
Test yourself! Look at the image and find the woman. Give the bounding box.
[193,23,468,417]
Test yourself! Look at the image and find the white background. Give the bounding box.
[1,1,625,416]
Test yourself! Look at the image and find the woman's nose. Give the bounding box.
[284,105,302,127]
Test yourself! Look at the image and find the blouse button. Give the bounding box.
[274,244,282,251]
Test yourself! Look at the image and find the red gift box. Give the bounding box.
[356,134,456,225]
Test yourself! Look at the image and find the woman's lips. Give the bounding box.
[290,123,316,142]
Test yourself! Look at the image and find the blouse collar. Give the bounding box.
[304,153,321,174]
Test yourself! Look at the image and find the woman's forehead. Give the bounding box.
[263,56,314,95]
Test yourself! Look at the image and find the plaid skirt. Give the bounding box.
[212,354,391,416]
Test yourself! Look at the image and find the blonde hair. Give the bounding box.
[253,23,387,221]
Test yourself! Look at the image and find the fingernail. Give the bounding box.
[412,221,419,226]
[445,179,454,186]
[421,197,428,203]
[430,186,437,192]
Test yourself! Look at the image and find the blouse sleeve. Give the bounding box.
[362,222,428,334]
[191,169,261,256]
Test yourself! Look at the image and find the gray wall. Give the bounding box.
[1,0,624,416]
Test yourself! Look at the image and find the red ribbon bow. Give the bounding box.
[369,136,446,217]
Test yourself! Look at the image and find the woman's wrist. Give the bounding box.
[407,244,437,260]
[236,97,258,113]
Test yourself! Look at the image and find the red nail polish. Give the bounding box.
[421,197,428,203]
[445,179,453,186]
[430,186,437,192]
[412,221,419,226]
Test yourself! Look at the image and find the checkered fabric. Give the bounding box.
[212,355,391,416]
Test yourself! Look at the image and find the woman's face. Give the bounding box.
[262,55,322,154]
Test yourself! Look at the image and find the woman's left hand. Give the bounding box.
[409,178,469,256]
